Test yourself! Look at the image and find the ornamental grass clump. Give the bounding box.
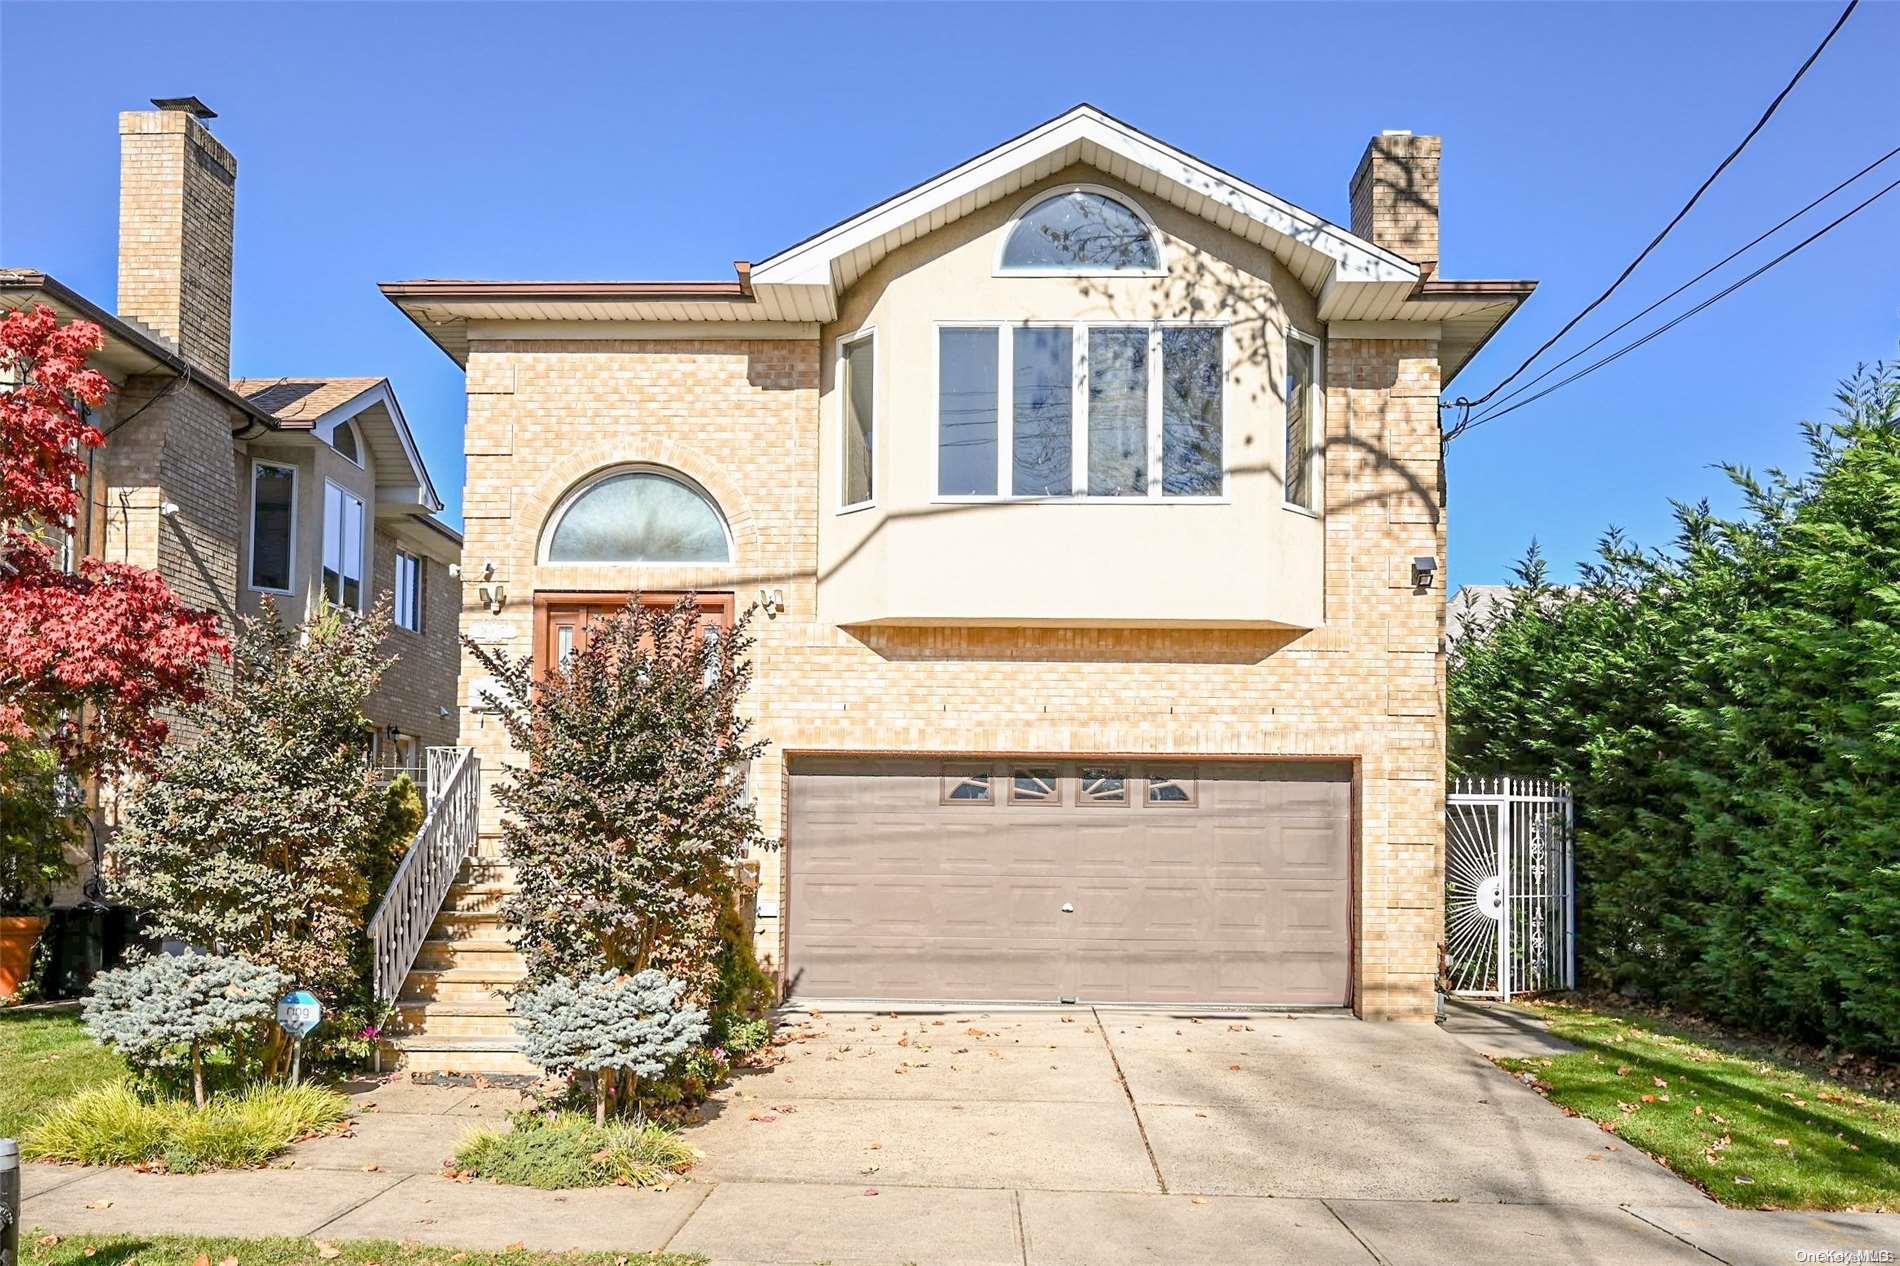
[453,1112,697,1190]
[512,969,707,1124]
[83,953,286,1107]
[23,1080,347,1171]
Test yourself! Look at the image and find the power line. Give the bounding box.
[1451,0,1860,415]
[1455,176,1899,436]
[1447,144,1900,439]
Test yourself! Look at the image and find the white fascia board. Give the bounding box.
[308,380,444,514]
[752,107,1417,293]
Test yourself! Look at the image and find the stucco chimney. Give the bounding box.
[1350,130,1440,276]
[117,97,235,378]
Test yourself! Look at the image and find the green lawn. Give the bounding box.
[1498,1002,1900,1211]
[0,1007,125,1138]
[23,1235,703,1266]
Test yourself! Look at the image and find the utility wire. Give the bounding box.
[1451,0,1860,415]
[1455,176,1899,436]
[1446,144,1900,439]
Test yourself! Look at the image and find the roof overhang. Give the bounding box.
[380,105,1533,384]
[0,270,279,430]
[240,377,444,514]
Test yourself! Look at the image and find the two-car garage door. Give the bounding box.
[785,758,1352,1006]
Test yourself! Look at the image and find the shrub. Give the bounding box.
[83,953,286,1107]
[512,969,707,1123]
[110,603,397,1074]
[0,742,80,913]
[23,1080,347,1170]
[719,1017,771,1057]
[1451,356,1900,1055]
[466,594,769,994]
[453,1112,696,1190]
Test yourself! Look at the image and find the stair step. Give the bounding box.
[383,1037,538,1077]
[400,968,526,1001]
[394,1010,519,1041]
[413,941,526,972]
[429,910,507,936]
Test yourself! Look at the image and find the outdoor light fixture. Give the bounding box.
[158,501,180,517]
[757,587,786,619]
[1411,556,1438,589]
[478,583,507,614]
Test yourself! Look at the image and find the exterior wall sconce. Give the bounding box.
[1411,556,1437,589]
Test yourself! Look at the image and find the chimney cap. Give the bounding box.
[150,96,217,120]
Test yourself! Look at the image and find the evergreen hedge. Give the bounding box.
[1449,358,1900,1056]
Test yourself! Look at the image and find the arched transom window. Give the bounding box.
[544,467,732,563]
[999,187,1162,273]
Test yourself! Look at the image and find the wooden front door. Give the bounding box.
[532,591,735,679]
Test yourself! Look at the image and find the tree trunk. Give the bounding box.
[595,1071,608,1127]
[191,1042,206,1110]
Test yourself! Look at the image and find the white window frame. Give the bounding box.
[394,549,423,633]
[321,480,366,613]
[837,327,879,515]
[1284,329,1323,517]
[247,459,299,595]
[930,319,1228,505]
[993,183,1168,278]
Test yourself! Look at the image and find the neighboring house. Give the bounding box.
[0,98,462,983]
[1445,583,1579,648]
[381,105,1536,1070]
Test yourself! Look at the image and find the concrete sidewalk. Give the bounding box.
[19,1008,1900,1265]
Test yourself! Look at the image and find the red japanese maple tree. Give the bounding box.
[0,303,228,780]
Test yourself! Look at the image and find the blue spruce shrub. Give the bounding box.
[512,969,708,1120]
[84,952,288,1106]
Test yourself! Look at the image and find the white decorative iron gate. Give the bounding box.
[1445,776,1576,1000]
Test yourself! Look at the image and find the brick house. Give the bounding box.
[0,98,462,976]
[381,106,1535,1070]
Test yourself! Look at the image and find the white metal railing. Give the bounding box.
[1445,776,1576,1001]
[368,745,481,1006]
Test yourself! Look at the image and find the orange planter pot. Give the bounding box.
[0,915,48,1001]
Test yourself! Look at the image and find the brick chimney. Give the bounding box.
[117,97,235,378]
[1350,131,1440,276]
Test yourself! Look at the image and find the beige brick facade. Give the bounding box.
[453,330,1448,1021]
[1351,133,1442,274]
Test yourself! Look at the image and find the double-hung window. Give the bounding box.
[249,460,296,592]
[394,550,423,632]
[936,323,1224,499]
[322,482,365,611]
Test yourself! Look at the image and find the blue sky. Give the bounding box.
[3,1,1895,589]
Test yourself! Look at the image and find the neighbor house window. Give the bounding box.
[1000,188,1161,273]
[331,419,362,465]
[938,327,999,495]
[249,460,296,592]
[321,482,364,611]
[544,467,731,563]
[394,550,423,632]
[1285,334,1319,511]
[935,324,1225,500]
[841,332,875,509]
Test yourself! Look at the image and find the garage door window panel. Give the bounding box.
[1079,766,1130,805]
[1144,768,1198,806]
[941,766,995,804]
[1009,767,1062,804]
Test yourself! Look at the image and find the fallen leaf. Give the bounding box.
[317,1248,342,1262]
[1615,1065,1632,1076]
[1585,1153,1602,1162]
[1652,1077,1668,1088]
[192,1253,211,1266]
[1190,1196,1208,1205]
[1772,1138,1791,1147]
[363,1163,382,1172]
[220,1257,239,1266]
[1641,1094,1656,1104]
[1733,1175,1755,1185]
[84,1200,114,1210]
[1229,1064,1242,1072]
[864,1187,879,1196]
[36,1237,61,1249]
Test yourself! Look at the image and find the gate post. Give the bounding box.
[1497,781,1513,1003]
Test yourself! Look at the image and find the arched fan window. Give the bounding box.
[1000,187,1162,273]
[543,467,732,563]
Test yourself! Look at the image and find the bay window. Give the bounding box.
[322,482,364,611]
[1285,333,1319,511]
[935,322,1225,500]
[841,332,876,509]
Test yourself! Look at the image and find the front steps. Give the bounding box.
[380,855,536,1075]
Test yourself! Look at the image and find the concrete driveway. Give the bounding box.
[24,1007,1900,1264]
[691,1006,1697,1204]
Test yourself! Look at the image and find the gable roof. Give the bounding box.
[233,376,443,514]
[382,105,1534,381]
